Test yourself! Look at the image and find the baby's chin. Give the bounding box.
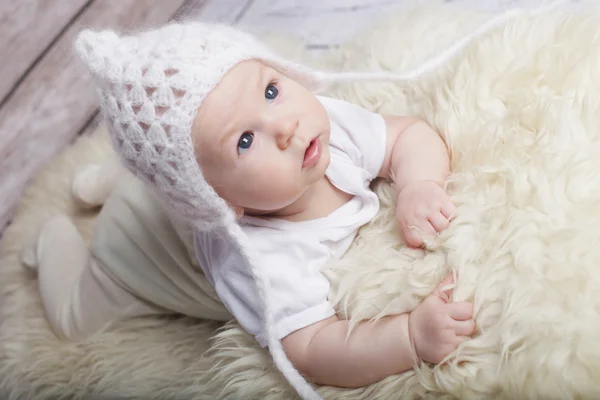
[242,191,310,217]
[243,200,298,216]
[242,206,276,217]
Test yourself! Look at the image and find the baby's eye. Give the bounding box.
[265,83,278,101]
[237,131,254,155]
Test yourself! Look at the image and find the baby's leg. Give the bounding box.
[71,157,121,210]
[22,215,157,340]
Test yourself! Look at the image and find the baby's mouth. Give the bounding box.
[302,136,321,168]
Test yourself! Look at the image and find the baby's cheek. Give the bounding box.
[256,169,292,194]
[255,168,302,206]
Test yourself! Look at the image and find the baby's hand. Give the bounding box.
[395,180,455,248]
[408,274,475,364]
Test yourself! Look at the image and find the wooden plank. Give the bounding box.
[181,0,254,23]
[0,0,186,232]
[80,110,102,137]
[173,0,209,21]
[236,0,401,49]
[0,0,90,105]
[234,0,569,54]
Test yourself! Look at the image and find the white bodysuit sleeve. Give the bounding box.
[195,228,336,348]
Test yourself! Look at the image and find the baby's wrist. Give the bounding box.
[388,313,422,372]
[406,311,422,362]
[395,179,444,197]
[422,179,445,187]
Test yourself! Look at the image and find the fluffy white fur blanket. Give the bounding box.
[2,2,600,399]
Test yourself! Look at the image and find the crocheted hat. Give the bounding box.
[75,22,325,231]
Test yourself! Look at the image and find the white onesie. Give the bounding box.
[194,96,387,347]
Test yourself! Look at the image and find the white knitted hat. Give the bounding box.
[74,8,549,399]
[75,22,328,231]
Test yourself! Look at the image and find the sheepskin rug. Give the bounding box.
[3,2,600,399]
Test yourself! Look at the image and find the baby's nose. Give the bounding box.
[275,119,298,149]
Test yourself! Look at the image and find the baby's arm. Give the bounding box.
[283,313,412,387]
[379,116,455,247]
[282,275,474,388]
[380,116,450,190]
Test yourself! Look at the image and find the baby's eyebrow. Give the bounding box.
[217,104,246,148]
[219,121,238,147]
[256,64,267,94]
[219,65,266,147]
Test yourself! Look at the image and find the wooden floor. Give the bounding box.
[0,0,571,234]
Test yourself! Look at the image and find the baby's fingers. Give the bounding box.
[447,301,474,321]
[435,273,454,299]
[453,319,476,336]
[402,228,424,248]
[429,211,450,232]
[441,199,456,220]
[452,335,472,348]
[412,218,437,238]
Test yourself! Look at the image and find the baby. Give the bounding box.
[23,22,474,397]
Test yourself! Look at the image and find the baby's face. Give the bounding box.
[192,60,331,215]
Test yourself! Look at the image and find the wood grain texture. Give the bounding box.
[0,0,90,104]
[173,0,209,21]
[181,0,254,23]
[0,0,186,232]
[236,0,401,49]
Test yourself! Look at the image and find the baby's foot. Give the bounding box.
[71,159,120,210]
[20,215,78,271]
[71,164,107,210]
[20,234,40,271]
